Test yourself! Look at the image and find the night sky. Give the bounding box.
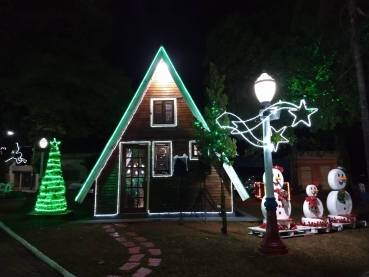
[62,0,276,153]
[7,0,366,178]
[105,0,273,99]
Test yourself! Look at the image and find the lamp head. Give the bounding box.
[254,73,276,106]
[39,138,48,149]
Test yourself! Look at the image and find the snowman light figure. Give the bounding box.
[304,183,323,216]
[301,183,330,226]
[261,165,291,221]
[326,167,356,223]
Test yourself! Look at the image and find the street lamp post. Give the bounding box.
[39,138,48,180]
[254,73,288,255]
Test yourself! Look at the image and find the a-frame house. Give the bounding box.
[75,47,249,217]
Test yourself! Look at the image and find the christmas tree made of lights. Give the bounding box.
[34,138,67,213]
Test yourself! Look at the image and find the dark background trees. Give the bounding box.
[204,0,369,187]
[0,0,132,181]
[0,0,132,148]
[0,0,368,188]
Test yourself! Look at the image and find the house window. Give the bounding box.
[189,140,199,160]
[152,141,173,177]
[150,98,177,127]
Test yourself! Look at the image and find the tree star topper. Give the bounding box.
[50,138,61,148]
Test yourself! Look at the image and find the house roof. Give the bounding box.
[75,46,210,203]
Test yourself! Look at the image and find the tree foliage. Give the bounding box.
[194,63,237,235]
[194,63,237,166]
[204,0,369,188]
[205,0,367,151]
[206,1,361,132]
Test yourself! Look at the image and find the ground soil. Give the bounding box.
[1,190,369,277]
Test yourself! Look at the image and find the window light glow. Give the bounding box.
[117,141,151,215]
[189,140,199,160]
[152,141,173,177]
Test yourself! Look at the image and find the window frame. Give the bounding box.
[189,140,199,160]
[118,141,151,213]
[152,141,173,177]
[150,98,177,127]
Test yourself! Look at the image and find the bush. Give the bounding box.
[0,190,25,199]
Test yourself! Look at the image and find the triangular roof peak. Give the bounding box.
[75,46,209,203]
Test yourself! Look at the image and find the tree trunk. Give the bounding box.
[348,0,369,191]
[335,125,354,194]
[290,144,299,194]
[220,179,227,235]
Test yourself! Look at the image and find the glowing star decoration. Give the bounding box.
[270,126,289,152]
[34,138,67,214]
[5,143,27,164]
[288,100,318,127]
[216,99,318,152]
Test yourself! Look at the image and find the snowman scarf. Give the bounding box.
[334,189,346,204]
[305,196,317,210]
[274,188,288,207]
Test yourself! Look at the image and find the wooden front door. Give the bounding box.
[121,144,147,213]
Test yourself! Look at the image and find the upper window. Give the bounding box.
[150,98,177,127]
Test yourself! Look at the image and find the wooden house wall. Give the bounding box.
[95,151,119,214]
[95,75,232,214]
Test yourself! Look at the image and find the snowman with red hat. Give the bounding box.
[261,165,291,222]
[301,182,329,226]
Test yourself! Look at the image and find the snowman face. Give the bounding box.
[328,168,347,190]
[263,168,284,188]
[306,184,318,197]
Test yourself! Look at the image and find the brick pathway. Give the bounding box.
[102,223,162,277]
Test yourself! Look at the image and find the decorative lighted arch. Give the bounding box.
[216,99,317,152]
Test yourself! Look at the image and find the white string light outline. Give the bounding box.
[5,143,27,164]
[216,99,318,152]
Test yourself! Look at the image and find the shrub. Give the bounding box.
[0,190,25,199]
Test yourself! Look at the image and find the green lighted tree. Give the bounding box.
[34,138,67,214]
[194,63,237,235]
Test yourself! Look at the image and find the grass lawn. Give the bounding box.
[1,191,369,277]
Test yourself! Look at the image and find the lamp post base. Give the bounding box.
[257,198,288,255]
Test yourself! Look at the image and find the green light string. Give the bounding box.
[34,138,67,213]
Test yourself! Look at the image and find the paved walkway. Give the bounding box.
[103,223,162,277]
[0,228,61,277]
